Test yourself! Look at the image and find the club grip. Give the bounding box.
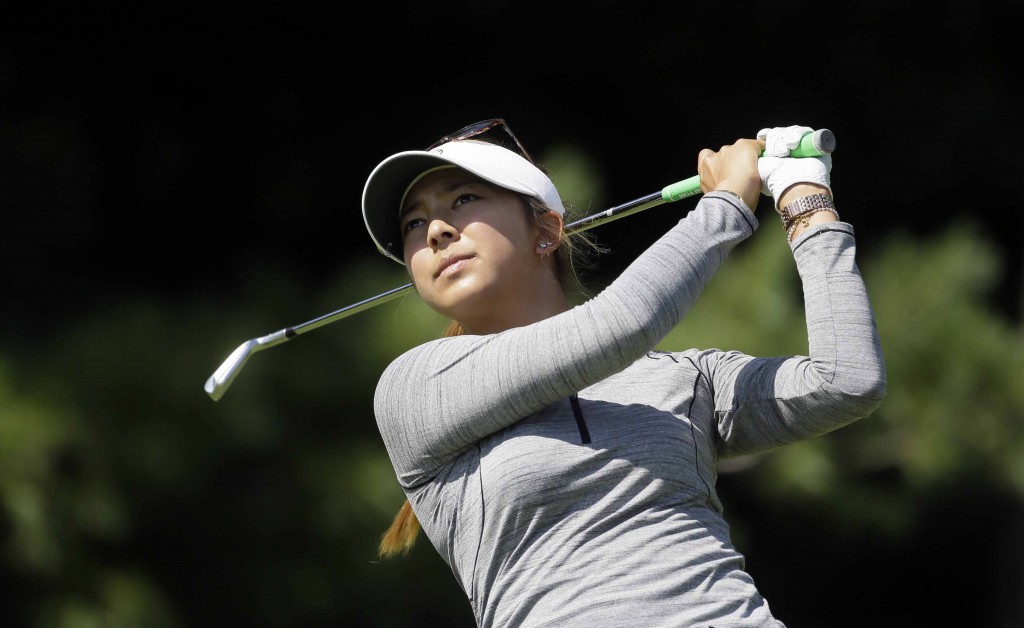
[779,128,835,158]
[661,129,836,202]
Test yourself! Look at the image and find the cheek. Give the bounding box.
[404,237,431,273]
[406,251,431,285]
[402,238,420,264]
[404,250,456,315]
[476,215,535,256]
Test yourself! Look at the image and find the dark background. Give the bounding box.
[3,1,1023,627]
[5,0,1022,328]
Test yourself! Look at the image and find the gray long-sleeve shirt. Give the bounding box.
[374,192,887,627]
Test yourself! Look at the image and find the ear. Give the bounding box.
[534,210,564,256]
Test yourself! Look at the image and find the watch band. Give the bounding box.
[778,193,835,226]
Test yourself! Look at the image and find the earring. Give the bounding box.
[538,242,550,249]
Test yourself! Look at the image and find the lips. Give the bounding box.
[435,254,474,278]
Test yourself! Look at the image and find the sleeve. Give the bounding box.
[699,222,887,457]
[374,192,759,488]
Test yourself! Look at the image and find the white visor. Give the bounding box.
[361,140,564,265]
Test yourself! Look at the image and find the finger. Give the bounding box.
[783,125,810,150]
[736,138,762,157]
[697,147,714,172]
[697,148,715,192]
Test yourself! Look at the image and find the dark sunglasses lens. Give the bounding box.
[454,119,502,140]
[426,118,532,162]
[427,119,503,150]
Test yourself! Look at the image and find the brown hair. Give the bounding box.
[377,188,603,559]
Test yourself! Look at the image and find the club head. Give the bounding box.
[204,339,257,401]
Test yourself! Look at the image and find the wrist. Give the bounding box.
[778,192,839,242]
[778,183,829,208]
[788,209,839,242]
[714,181,760,210]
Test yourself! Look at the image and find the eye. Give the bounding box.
[401,217,426,236]
[453,192,479,207]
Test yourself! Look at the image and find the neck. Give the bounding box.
[461,273,569,335]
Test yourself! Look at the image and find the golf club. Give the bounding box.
[205,129,836,401]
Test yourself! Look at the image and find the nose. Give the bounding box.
[427,218,458,251]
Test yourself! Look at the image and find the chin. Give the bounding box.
[429,283,496,323]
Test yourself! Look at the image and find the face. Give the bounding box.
[400,167,549,333]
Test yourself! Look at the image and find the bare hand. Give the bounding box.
[697,138,764,210]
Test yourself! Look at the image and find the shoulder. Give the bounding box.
[377,337,448,385]
[644,347,730,366]
[375,334,488,393]
[609,348,727,381]
[640,347,751,382]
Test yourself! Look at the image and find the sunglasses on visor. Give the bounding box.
[426,118,535,164]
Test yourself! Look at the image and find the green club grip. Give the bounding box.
[781,128,836,157]
[661,129,835,203]
[662,175,703,202]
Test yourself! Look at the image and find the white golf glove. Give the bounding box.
[757,125,832,210]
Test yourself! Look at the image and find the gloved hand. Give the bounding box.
[757,125,832,210]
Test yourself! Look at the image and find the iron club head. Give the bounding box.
[205,339,257,401]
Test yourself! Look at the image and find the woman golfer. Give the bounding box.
[360,119,886,627]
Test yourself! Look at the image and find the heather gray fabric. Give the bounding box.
[373,192,886,627]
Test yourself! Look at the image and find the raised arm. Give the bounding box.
[703,126,886,455]
[702,219,887,456]
[375,191,759,487]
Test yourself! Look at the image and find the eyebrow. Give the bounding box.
[400,177,485,218]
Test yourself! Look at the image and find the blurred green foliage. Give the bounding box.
[662,218,1024,545]
[3,171,1023,626]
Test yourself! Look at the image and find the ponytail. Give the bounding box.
[377,320,465,559]
[377,499,421,558]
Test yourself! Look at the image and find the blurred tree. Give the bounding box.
[661,217,1024,521]
[660,216,1024,627]
[3,202,1022,627]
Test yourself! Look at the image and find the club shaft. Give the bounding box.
[293,188,684,335]
[205,129,835,400]
[202,186,685,402]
